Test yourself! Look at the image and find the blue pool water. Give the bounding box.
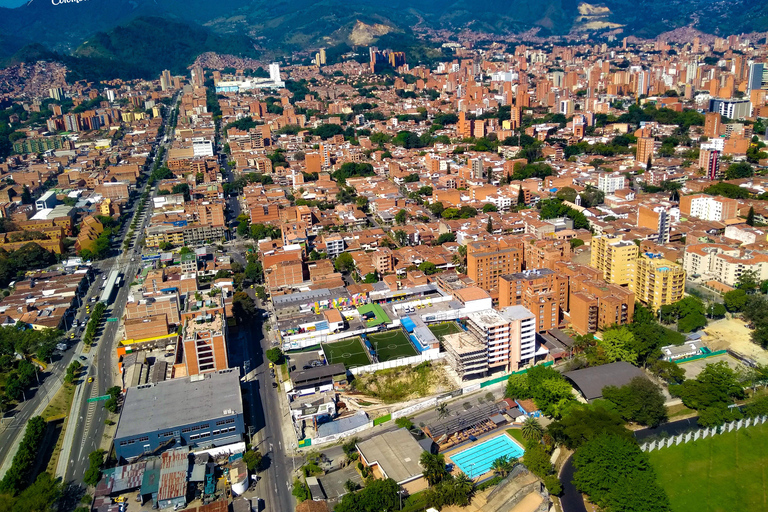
[450,435,525,478]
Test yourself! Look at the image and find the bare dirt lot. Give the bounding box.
[703,317,768,365]
[679,353,744,379]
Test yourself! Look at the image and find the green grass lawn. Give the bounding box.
[322,337,371,369]
[428,321,463,338]
[648,422,768,512]
[368,330,418,361]
[506,428,525,447]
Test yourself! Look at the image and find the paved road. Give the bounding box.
[59,97,175,484]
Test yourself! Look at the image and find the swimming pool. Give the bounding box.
[450,434,525,478]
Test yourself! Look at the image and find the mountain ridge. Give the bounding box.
[1,0,767,81]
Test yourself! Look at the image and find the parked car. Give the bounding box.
[272,382,278,388]
[79,355,87,361]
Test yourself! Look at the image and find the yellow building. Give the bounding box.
[590,234,639,286]
[630,253,686,310]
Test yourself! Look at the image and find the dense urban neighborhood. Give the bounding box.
[2,24,768,512]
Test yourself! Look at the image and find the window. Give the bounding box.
[182,428,191,433]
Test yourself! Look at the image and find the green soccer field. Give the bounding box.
[648,422,768,512]
[322,337,371,369]
[428,322,463,338]
[368,330,418,362]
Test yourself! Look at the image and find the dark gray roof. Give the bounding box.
[549,329,575,348]
[116,369,242,439]
[564,361,646,401]
[291,363,347,386]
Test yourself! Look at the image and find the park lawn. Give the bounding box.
[648,422,768,512]
[428,322,463,338]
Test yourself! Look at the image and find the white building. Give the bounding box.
[465,305,537,372]
[597,173,626,194]
[192,137,214,157]
[684,243,768,286]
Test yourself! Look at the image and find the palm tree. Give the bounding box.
[490,455,510,477]
[521,416,545,442]
[436,402,449,419]
[453,471,475,504]
[490,455,516,478]
[420,452,447,486]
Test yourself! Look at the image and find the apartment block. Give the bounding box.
[597,173,626,194]
[638,204,678,244]
[556,261,635,335]
[636,136,655,165]
[590,234,639,285]
[467,239,523,295]
[372,247,395,274]
[466,306,536,372]
[182,312,228,376]
[684,244,768,286]
[630,253,686,310]
[679,194,738,222]
[498,269,568,332]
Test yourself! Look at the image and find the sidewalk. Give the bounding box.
[55,366,92,478]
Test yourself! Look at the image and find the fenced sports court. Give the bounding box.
[322,337,371,369]
[368,329,418,362]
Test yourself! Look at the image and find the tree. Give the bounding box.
[547,403,631,449]
[418,262,438,275]
[436,402,449,419]
[522,442,552,478]
[737,269,760,293]
[4,472,62,512]
[724,289,749,312]
[334,253,355,272]
[517,187,525,206]
[428,201,445,217]
[83,449,105,486]
[706,302,727,319]
[395,417,413,430]
[649,359,686,385]
[556,187,577,203]
[490,455,516,478]
[232,292,256,319]
[505,373,531,400]
[486,217,493,233]
[597,328,638,364]
[520,417,544,442]
[573,434,670,512]
[725,161,753,180]
[243,450,263,472]
[747,206,756,226]
[0,416,46,495]
[266,348,283,364]
[363,271,379,283]
[435,233,456,245]
[20,186,32,205]
[344,479,358,493]
[395,209,407,225]
[420,452,448,486]
[393,229,409,247]
[291,478,310,502]
[670,361,745,424]
[482,203,498,213]
[534,378,576,418]
[602,377,667,427]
